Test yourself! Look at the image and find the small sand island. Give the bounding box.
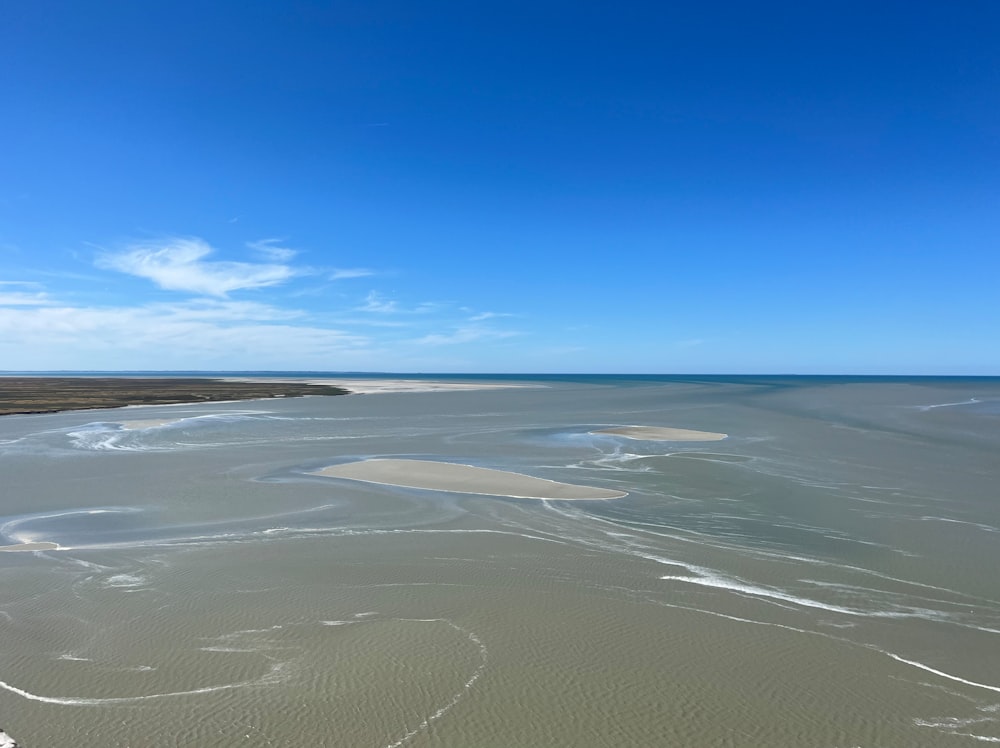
[312,458,627,500]
[0,541,59,552]
[0,377,350,416]
[117,418,181,430]
[592,425,728,441]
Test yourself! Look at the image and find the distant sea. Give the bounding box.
[6,369,1000,384]
[1,374,998,746]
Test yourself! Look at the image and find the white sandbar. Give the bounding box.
[0,541,59,552]
[593,425,728,441]
[118,418,179,430]
[312,458,627,500]
[224,377,542,394]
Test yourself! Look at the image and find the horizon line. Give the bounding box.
[2,370,999,379]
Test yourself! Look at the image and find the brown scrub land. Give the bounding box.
[0,377,350,416]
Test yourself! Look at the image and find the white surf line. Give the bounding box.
[0,507,137,537]
[648,596,1000,700]
[539,504,1000,663]
[541,500,747,551]
[0,662,286,706]
[798,578,1000,615]
[64,526,572,553]
[915,398,981,411]
[819,562,1000,608]
[918,516,1000,533]
[881,653,1000,695]
[548,509,1000,631]
[659,573,957,620]
[381,618,488,748]
[600,521,1000,625]
[55,521,580,555]
[539,502,841,593]
[544,500,1000,609]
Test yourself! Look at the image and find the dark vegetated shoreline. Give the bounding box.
[0,377,350,416]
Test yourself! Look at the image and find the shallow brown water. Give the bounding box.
[0,376,998,746]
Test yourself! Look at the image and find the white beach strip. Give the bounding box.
[311,458,627,500]
[0,541,60,552]
[221,377,543,394]
[592,425,727,441]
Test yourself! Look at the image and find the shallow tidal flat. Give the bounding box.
[1,376,999,746]
[0,376,349,415]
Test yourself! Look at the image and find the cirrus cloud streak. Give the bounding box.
[0,300,371,369]
[98,238,298,297]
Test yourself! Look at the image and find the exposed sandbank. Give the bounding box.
[225,377,543,394]
[592,425,728,441]
[0,541,59,552]
[311,458,627,500]
[119,418,180,430]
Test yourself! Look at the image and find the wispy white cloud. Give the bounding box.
[97,237,298,297]
[354,293,446,315]
[3,241,530,369]
[325,317,412,328]
[357,291,398,313]
[349,295,522,344]
[413,325,521,346]
[468,311,514,322]
[247,238,297,262]
[0,300,371,369]
[0,291,52,306]
[330,268,375,280]
[25,268,109,283]
[153,298,305,323]
[414,302,444,314]
[0,281,53,306]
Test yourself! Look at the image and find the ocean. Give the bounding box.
[0,374,998,746]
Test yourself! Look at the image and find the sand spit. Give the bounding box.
[592,425,727,441]
[0,541,59,552]
[224,377,542,394]
[312,458,627,500]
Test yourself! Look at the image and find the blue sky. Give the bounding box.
[2,1,997,373]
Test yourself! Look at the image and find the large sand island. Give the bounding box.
[313,458,627,499]
[0,377,350,416]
